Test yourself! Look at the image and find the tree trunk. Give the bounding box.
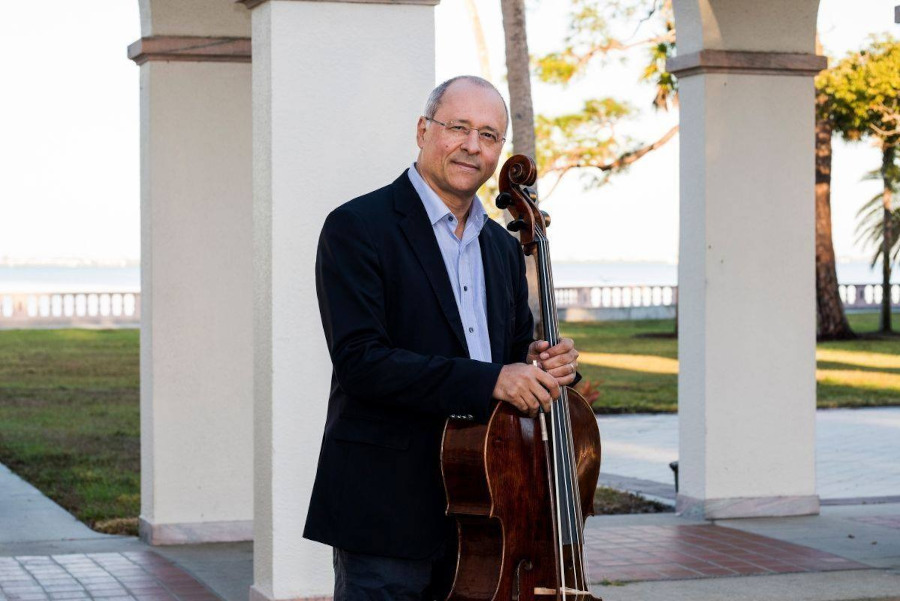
[815,96,854,340]
[501,0,536,159]
[880,145,895,333]
[500,0,542,336]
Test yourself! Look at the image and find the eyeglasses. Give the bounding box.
[425,117,506,148]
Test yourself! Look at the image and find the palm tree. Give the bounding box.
[855,161,900,332]
[819,36,900,333]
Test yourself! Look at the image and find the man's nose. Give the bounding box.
[460,129,481,153]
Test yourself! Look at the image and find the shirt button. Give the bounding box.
[463,286,468,291]
[468,327,474,333]
[448,216,454,222]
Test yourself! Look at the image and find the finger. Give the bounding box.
[530,340,550,361]
[515,396,530,415]
[542,351,578,370]
[532,340,550,351]
[529,381,552,412]
[542,338,574,358]
[536,370,561,400]
[548,363,577,379]
[557,373,576,387]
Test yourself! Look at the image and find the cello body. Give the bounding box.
[442,393,601,600]
[441,154,603,601]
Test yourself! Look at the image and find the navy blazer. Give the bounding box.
[303,170,534,559]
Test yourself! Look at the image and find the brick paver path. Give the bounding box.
[583,524,867,583]
[0,553,218,601]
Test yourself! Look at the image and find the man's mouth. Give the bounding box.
[452,160,480,171]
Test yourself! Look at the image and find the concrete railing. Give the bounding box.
[555,284,678,322]
[0,283,895,327]
[556,283,900,321]
[839,283,900,311]
[0,291,141,328]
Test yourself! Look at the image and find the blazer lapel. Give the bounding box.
[394,173,469,353]
[479,224,509,364]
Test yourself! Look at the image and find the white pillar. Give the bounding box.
[131,11,255,542]
[670,0,825,519]
[241,0,437,597]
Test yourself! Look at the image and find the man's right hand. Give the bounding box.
[492,363,560,418]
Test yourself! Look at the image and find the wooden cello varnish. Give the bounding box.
[441,155,603,601]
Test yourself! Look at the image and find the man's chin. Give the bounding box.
[449,176,488,197]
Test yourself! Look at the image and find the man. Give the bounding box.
[304,76,580,599]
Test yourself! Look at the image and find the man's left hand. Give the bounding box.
[527,338,579,387]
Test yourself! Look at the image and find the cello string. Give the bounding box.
[536,232,582,591]
[545,237,587,589]
[549,249,589,589]
[538,233,580,591]
[534,234,569,597]
[533,240,567,598]
[539,230,589,590]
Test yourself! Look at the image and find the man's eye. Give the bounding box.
[448,125,468,133]
[480,132,499,143]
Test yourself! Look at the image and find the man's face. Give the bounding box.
[416,81,508,205]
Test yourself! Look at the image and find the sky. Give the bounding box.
[0,0,897,265]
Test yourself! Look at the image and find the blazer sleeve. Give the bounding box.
[316,206,502,422]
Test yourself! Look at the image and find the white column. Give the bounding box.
[670,49,825,518]
[132,35,254,542]
[242,0,437,597]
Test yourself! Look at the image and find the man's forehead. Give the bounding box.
[436,83,507,128]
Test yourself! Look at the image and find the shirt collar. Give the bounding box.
[408,162,488,231]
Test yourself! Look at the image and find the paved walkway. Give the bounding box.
[1,408,899,601]
[597,407,900,502]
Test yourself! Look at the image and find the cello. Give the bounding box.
[441,154,603,601]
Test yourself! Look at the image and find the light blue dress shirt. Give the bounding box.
[407,163,492,363]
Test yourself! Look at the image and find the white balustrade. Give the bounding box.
[0,292,141,327]
[554,283,900,313]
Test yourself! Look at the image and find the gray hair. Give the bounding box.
[424,76,509,131]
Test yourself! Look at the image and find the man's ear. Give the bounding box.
[416,116,427,149]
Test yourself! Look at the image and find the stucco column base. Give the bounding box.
[249,585,330,601]
[139,517,253,545]
[676,494,820,520]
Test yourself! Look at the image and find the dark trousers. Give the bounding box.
[333,540,456,601]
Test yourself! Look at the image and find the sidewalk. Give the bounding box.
[1,408,899,601]
[596,407,900,503]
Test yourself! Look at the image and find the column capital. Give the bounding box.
[128,36,251,65]
[667,50,826,78]
[237,0,439,9]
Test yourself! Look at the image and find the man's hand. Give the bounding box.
[527,338,579,387]
[492,363,560,417]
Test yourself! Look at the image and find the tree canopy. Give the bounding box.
[532,0,677,194]
[817,35,900,147]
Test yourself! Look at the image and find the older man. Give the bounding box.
[304,76,580,600]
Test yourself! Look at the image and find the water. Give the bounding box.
[0,266,140,293]
[553,260,898,288]
[0,260,895,293]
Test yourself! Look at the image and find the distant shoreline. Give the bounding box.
[1,261,898,293]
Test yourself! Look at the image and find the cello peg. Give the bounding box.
[495,192,513,210]
[507,219,526,232]
[541,210,551,228]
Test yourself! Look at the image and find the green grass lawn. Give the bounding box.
[0,328,139,533]
[565,312,900,413]
[1,313,899,532]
